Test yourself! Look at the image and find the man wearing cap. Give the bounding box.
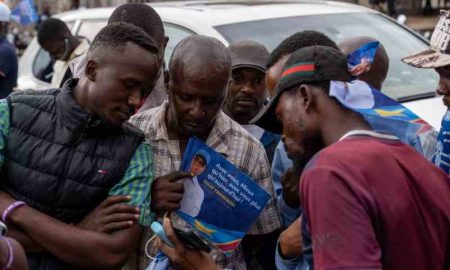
[254,45,450,269]
[403,10,450,175]
[0,2,17,99]
[265,31,340,228]
[157,45,450,270]
[224,41,280,164]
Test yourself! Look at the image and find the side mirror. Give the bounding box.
[397,14,407,25]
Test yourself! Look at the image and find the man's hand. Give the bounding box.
[279,217,303,259]
[157,218,221,270]
[436,75,450,108]
[76,195,139,234]
[151,171,192,216]
[0,237,29,270]
[281,168,301,208]
[437,87,450,108]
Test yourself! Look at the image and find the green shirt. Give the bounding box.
[0,99,154,226]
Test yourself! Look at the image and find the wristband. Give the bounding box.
[2,202,26,223]
[0,237,13,270]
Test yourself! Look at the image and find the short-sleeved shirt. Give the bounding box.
[0,37,18,98]
[0,99,154,226]
[301,131,450,270]
[242,124,281,165]
[127,102,282,270]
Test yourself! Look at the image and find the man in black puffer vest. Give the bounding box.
[0,23,160,269]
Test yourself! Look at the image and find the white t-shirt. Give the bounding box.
[179,177,205,217]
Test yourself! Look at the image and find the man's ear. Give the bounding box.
[163,36,169,49]
[85,59,98,82]
[164,69,169,93]
[298,84,314,111]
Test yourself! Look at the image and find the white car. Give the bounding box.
[17,0,446,129]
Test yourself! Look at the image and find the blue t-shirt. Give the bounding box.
[0,37,18,98]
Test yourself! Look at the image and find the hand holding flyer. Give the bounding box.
[175,138,271,255]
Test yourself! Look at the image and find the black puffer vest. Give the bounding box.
[1,79,144,269]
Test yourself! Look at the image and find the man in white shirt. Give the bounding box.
[179,153,208,217]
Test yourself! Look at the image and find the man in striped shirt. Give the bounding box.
[129,35,282,270]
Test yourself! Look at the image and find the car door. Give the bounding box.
[17,21,75,90]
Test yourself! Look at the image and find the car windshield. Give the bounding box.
[215,13,438,101]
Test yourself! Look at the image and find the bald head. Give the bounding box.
[169,35,231,86]
[166,36,231,138]
[339,36,389,90]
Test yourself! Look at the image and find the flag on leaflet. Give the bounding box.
[329,79,438,160]
[433,111,450,175]
[10,0,38,25]
[335,41,439,161]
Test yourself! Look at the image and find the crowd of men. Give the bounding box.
[0,2,448,270]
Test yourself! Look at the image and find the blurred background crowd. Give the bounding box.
[0,0,448,58]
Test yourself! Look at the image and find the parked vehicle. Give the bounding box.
[17,0,445,128]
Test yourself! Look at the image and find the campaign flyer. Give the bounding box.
[175,137,270,256]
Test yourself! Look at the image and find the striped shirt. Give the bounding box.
[126,102,282,270]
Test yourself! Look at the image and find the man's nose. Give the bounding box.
[241,81,255,94]
[189,100,206,119]
[128,90,142,108]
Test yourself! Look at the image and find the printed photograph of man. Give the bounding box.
[178,151,209,217]
[190,154,207,176]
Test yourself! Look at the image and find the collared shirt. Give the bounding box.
[243,124,281,165]
[271,142,300,227]
[51,38,89,88]
[127,102,282,270]
[0,98,153,226]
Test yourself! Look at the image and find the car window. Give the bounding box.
[71,20,193,64]
[215,13,439,101]
[77,20,107,42]
[32,49,53,83]
[163,23,195,63]
[32,21,74,83]
[77,21,193,63]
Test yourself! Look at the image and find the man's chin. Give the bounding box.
[286,148,304,160]
[233,105,257,115]
[104,116,127,128]
[180,126,209,138]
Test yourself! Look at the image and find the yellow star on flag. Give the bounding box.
[194,220,216,235]
[374,108,405,118]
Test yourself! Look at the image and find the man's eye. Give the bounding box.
[179,95,193,101]
[254,77,264,85]
[231,76,244,84]
[204,97,219,105]
[124,81,137,89]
